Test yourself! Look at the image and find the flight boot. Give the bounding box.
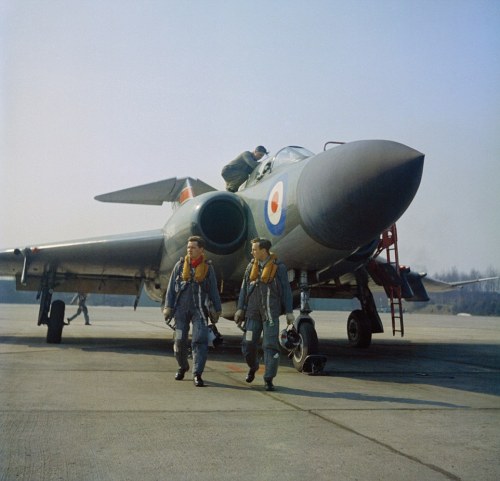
[264,378,275,392]
[193,373,204,387]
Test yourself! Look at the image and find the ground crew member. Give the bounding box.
[163,236,222,387]
[234,237,294,391]
[221,145,269,192]
[67,292,90,325]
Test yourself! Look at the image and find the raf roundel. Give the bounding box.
[264,178,287,236]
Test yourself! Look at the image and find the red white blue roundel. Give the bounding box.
[265,177,287,235]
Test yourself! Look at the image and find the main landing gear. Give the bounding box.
[288,267,384,372]
[347,310,372,348]
[346,268,384,348]
[37,274,66,344]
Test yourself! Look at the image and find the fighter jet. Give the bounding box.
[0,139,478,372]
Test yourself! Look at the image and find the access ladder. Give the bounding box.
[377,224,404,336]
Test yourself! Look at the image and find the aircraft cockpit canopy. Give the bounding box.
[247,146,314,186]
[272,146,314,166]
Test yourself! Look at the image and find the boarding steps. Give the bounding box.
[376,224,404,337]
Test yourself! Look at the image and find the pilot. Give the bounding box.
[234,237,294,391]
[221,145,269,192]
[162,236,222,387]
[66,292,90,325]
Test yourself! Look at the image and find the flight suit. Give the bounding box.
[237,257,293,381]
[166,258,221,375]
[221,151,259,192]
[67,293,90,325]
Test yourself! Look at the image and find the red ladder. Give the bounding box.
[378,224,404,336]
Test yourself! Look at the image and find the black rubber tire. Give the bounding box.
[46,300,65,344]
[292,321,319,372]
[347,309,372,348]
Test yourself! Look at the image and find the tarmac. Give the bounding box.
[0,304,499,481]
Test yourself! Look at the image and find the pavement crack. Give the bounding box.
[310,410,462,481]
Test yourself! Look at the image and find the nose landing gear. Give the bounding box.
[288,271,327,374]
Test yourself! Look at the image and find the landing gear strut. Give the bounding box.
[290,271,327,374]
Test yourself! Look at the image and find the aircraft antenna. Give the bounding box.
[323,141,345,151]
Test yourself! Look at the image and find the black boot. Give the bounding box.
[193,373,204,387]
[264,378,275,391]
[175,368,187,381]
[246,368,257,383]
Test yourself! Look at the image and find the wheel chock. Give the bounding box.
[301,355,327,375]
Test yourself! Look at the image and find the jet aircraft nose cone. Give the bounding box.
[297,140,424,250]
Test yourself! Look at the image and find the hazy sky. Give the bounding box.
[1,0,499,276]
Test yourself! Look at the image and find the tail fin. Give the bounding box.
[178,178,194,204]
[95,177,216,205]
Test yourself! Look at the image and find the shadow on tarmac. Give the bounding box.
[268,386,467,408]
[1,333,499,397]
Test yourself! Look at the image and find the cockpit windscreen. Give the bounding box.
[248,146,314,185]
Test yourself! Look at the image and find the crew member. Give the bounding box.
[67,292,90,325]
[163,236,222,387]
[234,237,294,391]
[221,145,269,192]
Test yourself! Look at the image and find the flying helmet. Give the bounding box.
[255,145,269,155]
[279,326,301,351]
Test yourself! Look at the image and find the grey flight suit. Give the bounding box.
[237,257,293,381]
[165,258,221,375]
[221,151,259,192]
[67,293,90,325]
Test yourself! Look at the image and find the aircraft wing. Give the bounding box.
[94,177,217,205]
[0,230,165,296]
[418,275,499,292]
[308,256,498,304]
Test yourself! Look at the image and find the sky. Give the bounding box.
[1,0,499,276]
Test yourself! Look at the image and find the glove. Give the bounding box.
[234,309,245,324]
[210,311,221,324]
[163,307,172,320]
[286,313,295,325]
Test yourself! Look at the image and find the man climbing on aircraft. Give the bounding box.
[234,237,294,391]
[163,236,222,387]
[221,145,269,192]
[67,292,91,325]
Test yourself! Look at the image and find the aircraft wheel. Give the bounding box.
[46,300,65,344]
[347,309,372,348]
[292,322,319,372]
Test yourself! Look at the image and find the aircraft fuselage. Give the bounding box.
[158,140,424,302]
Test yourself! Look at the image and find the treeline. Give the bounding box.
[408,267,500,316]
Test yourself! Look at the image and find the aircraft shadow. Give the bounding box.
[0,335,171,354]
[1,334,499,397]
[318,339,500,397]
[272,386,467,408]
